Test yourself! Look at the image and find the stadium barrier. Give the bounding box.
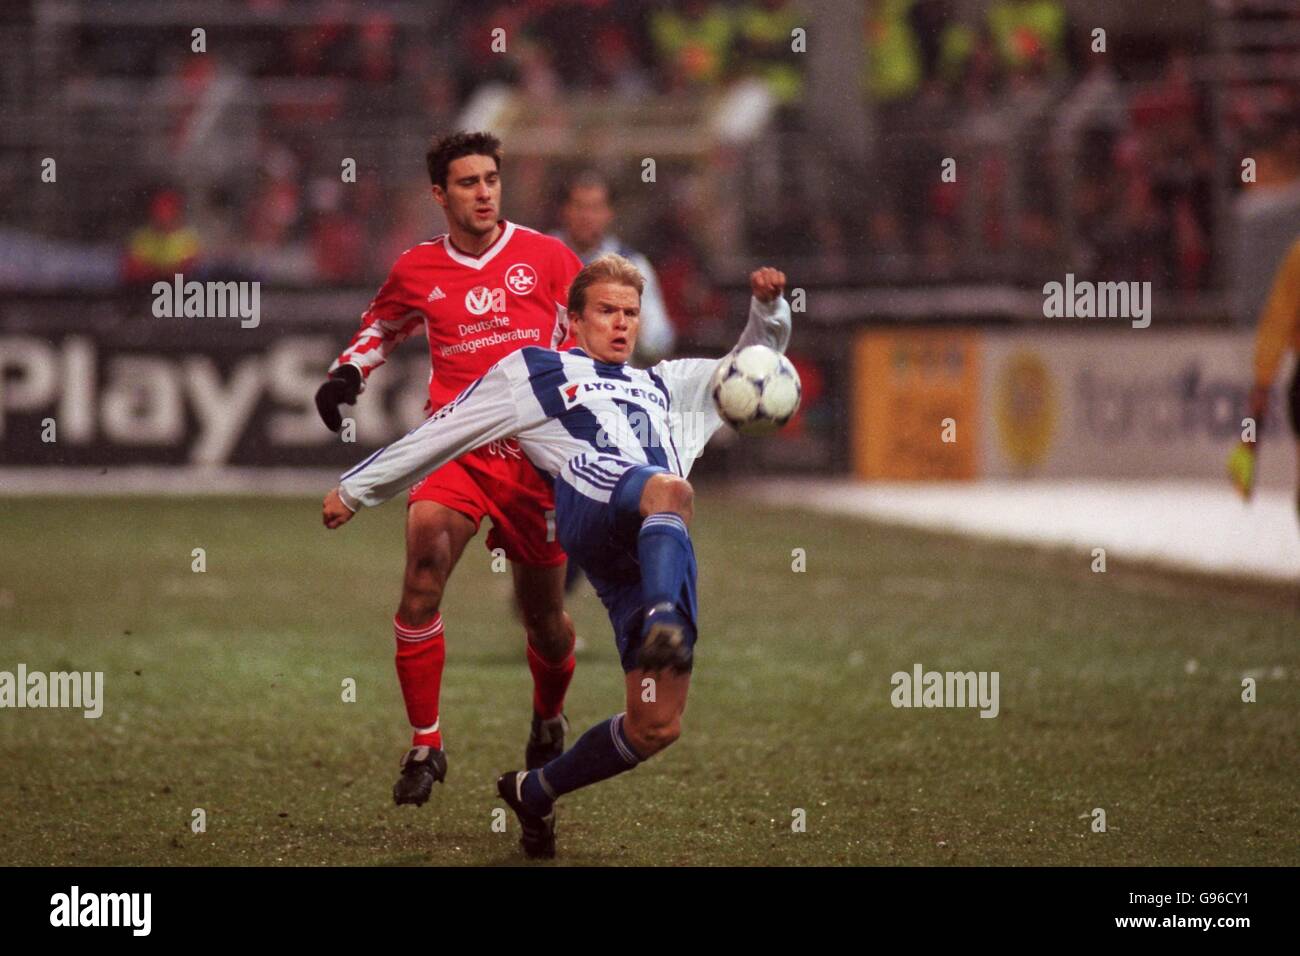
[850,327,1296,490]
[4,292,1287,489]
[0,291,843,483]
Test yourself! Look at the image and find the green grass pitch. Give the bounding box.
[1,493,1295,866]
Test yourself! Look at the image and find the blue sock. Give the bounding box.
[637,512,694,625]
[521,714,641,815]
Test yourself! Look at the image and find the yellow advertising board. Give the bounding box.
[852,330,981,480]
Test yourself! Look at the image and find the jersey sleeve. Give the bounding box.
[733,292,792,355]
[549,240,584,349]
[337,353,528,509]
[654,293,793,464]
[1252,238,1300,389]
[551,240,583,307]
[329,256,425,390]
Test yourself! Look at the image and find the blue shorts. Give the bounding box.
[554,461,698,673]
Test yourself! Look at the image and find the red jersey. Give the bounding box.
[330,220,583,411]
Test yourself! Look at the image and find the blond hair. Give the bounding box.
[567,253,644,317]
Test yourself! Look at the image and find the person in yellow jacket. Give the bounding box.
[987,0,1067,75]
[1228,236,1300,516]
[864,0,923,103]
[124,188,201,283]
[650,0,734,91]
[735,0,805,105]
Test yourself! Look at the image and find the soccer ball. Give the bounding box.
[710,345,802,435]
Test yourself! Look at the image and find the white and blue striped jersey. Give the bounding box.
[338,294,791,510]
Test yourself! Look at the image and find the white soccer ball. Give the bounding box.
[710,345,802,436]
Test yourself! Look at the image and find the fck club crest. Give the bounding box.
[504,263,538,296]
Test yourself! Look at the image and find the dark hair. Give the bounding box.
[559,169,613,206]
[425,130,502,189]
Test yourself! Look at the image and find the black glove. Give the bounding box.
[314,364,362,432]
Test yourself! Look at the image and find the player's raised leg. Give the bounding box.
[622,666,690,758]
[511,560,576,769]
[497,468,699,857]
[635,474,698,673]
[391,500,476,806]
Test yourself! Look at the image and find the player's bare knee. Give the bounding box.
[625,714,682,756]
[514,565,571,658]
[525,610,573,660]
[641,475,694,524]
[669,479,695,523]
[399,555,446,626]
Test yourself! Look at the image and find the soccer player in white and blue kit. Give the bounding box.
[323,256,792,857]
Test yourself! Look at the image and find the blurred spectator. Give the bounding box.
[734,0,805,104]
[357,13,398,85]
[864,0,923,103]
[589,20,654,96]
[6,0,1279,298]
[310,179,369,283]
[165,52,259,196]
[986,0,1067,79]
[242,141,315,283]
[288,1,353,77]
[456,2,529,96]
[523,0,652,95]
[375,184,436,275]
[942,25,1001,108]
[247,143,303,248]
[1250,115,1300,188]
[552,171,676,364]
[123,189,201,283]
[651,0,734,93]
[646,185,725,342]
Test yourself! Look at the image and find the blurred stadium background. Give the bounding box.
[0,0,1297,866]
[2,0,1298,577]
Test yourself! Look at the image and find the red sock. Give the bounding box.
[394,614,445,749]
[526,620,575,720]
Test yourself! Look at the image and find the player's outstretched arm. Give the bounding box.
[323,359,524,526]
[654,266,794,410]
[652,267,796,465]
[733,266,792,355]
[323,487,354,528]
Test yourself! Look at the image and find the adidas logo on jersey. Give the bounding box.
[427,286,446,302]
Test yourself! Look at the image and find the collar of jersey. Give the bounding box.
[443,220,513,269]
[567,347,628,370]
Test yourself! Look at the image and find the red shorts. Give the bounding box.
[407,439,565,568]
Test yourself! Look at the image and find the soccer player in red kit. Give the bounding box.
[313,131,583,807]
